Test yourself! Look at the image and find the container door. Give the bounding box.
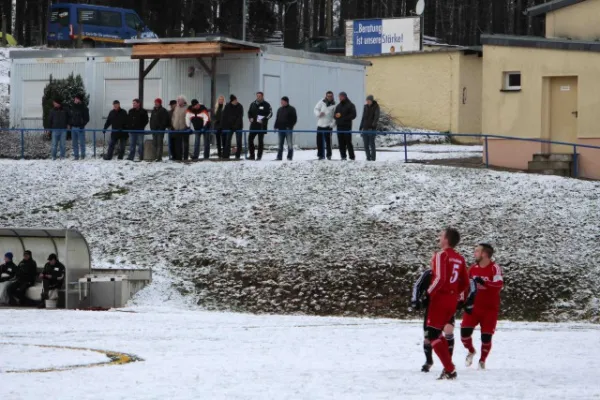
[263,75,281,107]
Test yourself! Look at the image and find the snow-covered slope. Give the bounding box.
[0,153,598,321]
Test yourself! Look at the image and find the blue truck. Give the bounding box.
[47,3,157,48]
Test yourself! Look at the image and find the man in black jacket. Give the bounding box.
[359,95,381,161]
[274,96,298,161]
[38,253,66,309]
[127,98,149,161]
[334,92,357,161]
[7,250,38,306]
[222,95,244,160]
[70,94,90,160]
[48,98,70,160]
[150,98,170,161]
[104,100,129,160]
[247,92,272,160]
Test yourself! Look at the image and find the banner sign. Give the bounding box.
[345,17,421,56]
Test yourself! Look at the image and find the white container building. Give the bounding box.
[9,38,370,148]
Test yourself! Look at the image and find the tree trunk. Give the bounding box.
[283,1,299,49]
[302,0,310,43]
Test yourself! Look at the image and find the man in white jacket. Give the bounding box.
[314,91,336,160]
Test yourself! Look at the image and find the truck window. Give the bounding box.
[50,8,70,26]
[77,9,121,27]
[125,13,142,30]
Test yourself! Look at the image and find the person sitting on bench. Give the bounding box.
[7,250,38,306]
[39,253,65,308]
[0,252,18,305]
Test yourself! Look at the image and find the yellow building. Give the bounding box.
[481,0,600,179]
[364,48,483,143]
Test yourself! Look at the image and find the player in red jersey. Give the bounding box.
[461,243,503,370]
[425,227,469,380]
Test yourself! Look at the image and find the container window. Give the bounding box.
[50,8,70,26]
[503,72,521,91]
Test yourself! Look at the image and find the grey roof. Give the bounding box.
[125,36,371,66]
[525,0,587,16]
[10,47,132,59]
[359,46,482,59]
[481,34,600,52]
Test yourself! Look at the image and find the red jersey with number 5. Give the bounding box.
[469,262,504,310]
[427,248,469,298]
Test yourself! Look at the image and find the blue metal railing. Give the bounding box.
[4,128,600,178]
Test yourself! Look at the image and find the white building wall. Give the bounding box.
[261,52,366,148]
[10,59,87,129]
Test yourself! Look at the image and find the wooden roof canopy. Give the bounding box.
[128,37,261,59]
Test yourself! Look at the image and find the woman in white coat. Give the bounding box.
[314,91,336,160]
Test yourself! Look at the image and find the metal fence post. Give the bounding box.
[93,130,96,159]
[573,145,578,178]
[484,136,489,168]
[20,129,25,159]
[403,133,408,163]
[244,132,248,159]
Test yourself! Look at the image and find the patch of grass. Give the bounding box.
[93,187,130,201]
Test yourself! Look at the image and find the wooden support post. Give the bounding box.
[143,59,160,78]
[196,57,212,76]
[138,59,145,107]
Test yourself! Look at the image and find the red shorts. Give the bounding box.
[461,308,499,334]
[426,294,458,330]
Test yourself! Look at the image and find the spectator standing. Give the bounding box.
[0,252,17,305]
[186,99,211,160]
[334,92,357,161]
[150,98,170,161]
[168,100,177,159]
[103,100,129,160]
[47,98,70,160]
[127,99,149,161]
[314,91,336,160]
[38,253,65,309]
[7,250,37,306]
[70,94,90,160]
[222,95,244,160]
[171,95,189,161]
[359,95,381,161]
[213,95,226,158]
[274,96,298,161]
[247,92,272,160]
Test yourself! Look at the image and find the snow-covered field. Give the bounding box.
[1,308,599,399]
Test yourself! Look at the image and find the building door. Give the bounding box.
[549,76,578,153]
[263,75,281,107]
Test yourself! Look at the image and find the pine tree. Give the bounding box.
[42,73,89,130]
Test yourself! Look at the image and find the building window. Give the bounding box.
[503,72,521,91]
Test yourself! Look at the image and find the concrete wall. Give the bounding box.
[546,0,600,40]
[482,45,600,179]
[365,51,482,143]
[366,52,455,132]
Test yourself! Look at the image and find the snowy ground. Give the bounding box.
[1,309,599,400]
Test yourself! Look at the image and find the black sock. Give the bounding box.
[424,342,433,365]
[445,334,455,357]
